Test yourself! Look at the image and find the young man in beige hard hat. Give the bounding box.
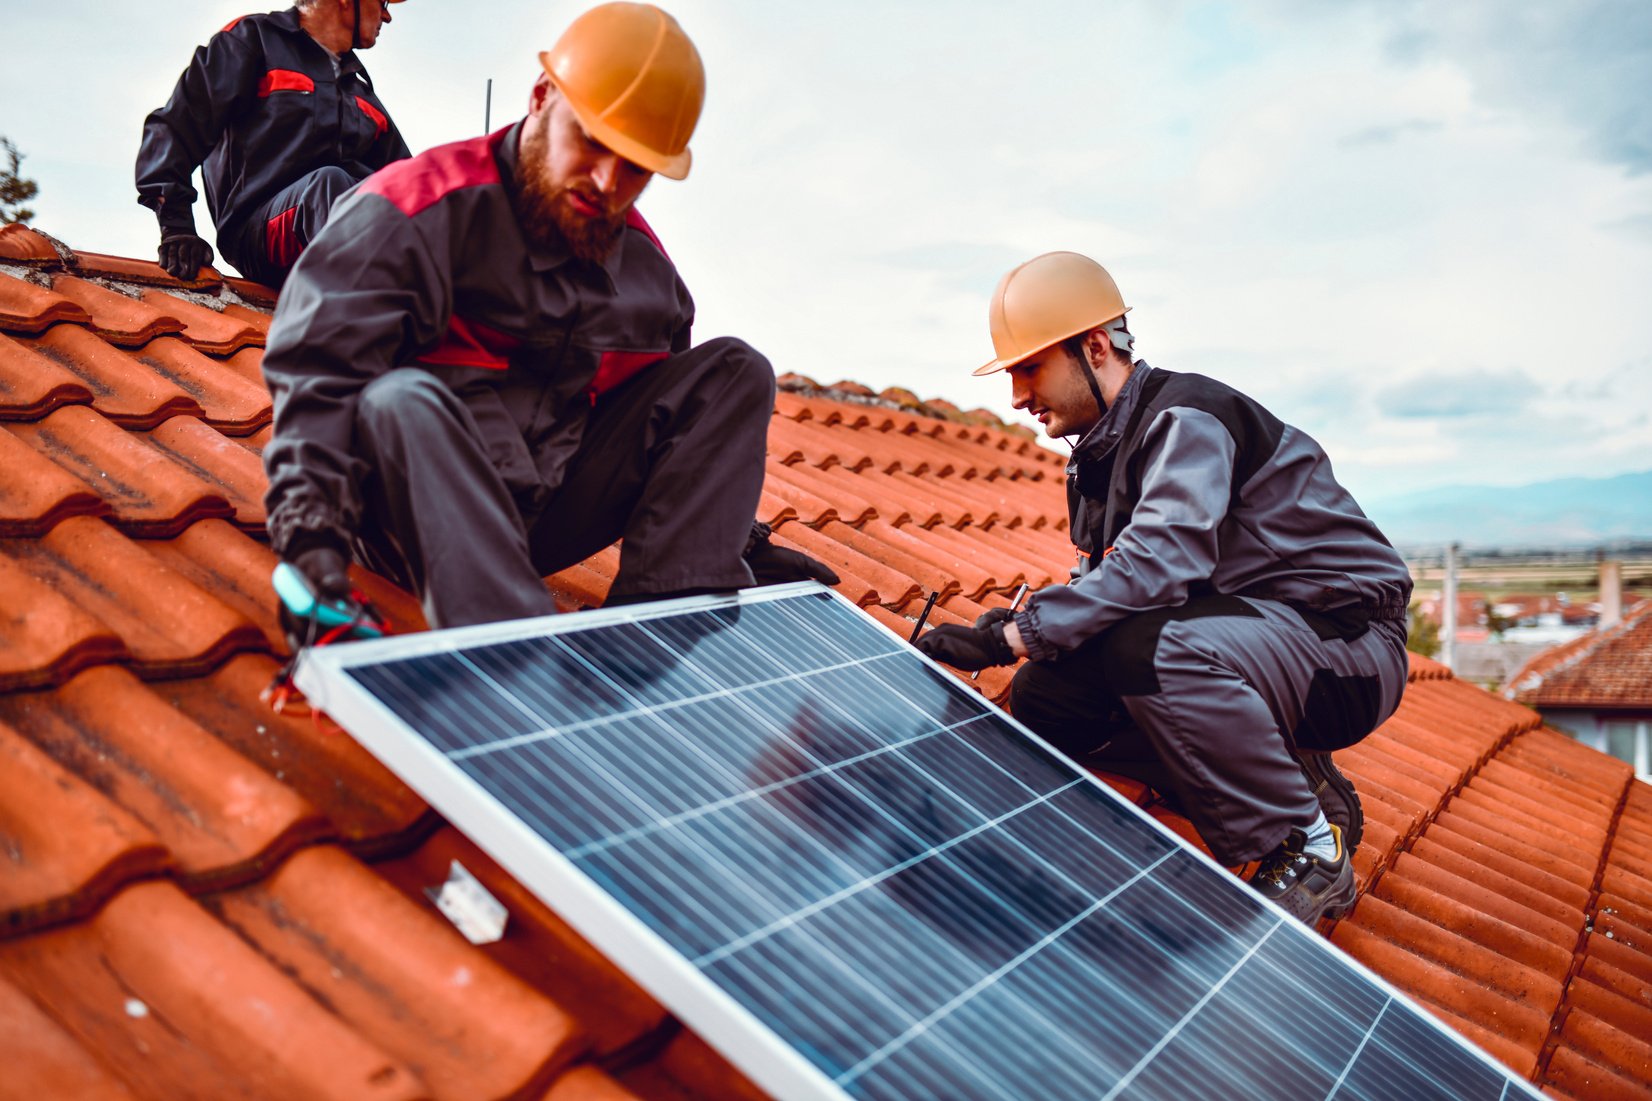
[137,0,412,287]
[917,251,1413,925]
[260,2,833,632]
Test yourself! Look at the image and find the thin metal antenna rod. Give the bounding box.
[484,79,493,132]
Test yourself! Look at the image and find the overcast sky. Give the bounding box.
[4,0,1649,505]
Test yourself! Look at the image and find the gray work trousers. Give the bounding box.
[1009,595,1410,865]
[351,336,774,628]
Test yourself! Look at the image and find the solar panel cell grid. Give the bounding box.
[305,586,1538,1101]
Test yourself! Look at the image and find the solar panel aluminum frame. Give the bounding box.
[295,582,1542,1101]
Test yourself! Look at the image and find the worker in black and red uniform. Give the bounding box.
[918,252,1413,926]
[136,0,410,286]
[261,2,835,630]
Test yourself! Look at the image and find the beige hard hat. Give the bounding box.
[538,3,705,181]
[976,251,1131,376]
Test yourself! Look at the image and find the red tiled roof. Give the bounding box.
[1506,600,1652,710]
[1,231,1649,1099]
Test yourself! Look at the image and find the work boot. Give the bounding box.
[1299,751,1363,858]
[1248,824,1357,924]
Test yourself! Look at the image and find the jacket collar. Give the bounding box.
[1067,360,1155,468]
[495,119,627,285]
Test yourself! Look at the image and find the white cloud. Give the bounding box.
[2,0,1649,506]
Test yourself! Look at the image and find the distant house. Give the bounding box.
[1506,599,1652,778]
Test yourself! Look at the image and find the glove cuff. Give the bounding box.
[156,206,199,238]
[987,621,1017,666]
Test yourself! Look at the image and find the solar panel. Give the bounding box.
[296,583,1539,1101]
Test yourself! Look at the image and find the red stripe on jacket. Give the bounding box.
[360,127,507,217]
[625,209,668,258]
[221,15,247,32]
[257,69,315,96]
[418,315,522,371]
[355,96,388,138]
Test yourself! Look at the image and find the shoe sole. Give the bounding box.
[1301,752,1363,856]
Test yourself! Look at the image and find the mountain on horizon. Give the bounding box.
[1359,469,1652,550]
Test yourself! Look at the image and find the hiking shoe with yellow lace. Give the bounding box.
[1248,823,1356,924]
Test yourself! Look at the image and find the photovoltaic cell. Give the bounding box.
[297,584,1538,1101]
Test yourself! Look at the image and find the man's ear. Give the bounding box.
[1083,327,1113,370]
[527,73,554,115]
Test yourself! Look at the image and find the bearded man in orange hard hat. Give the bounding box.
[138,0,411,287]
[261,2,835,632]
[917,252,1413,926]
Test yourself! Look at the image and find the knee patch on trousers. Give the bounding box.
[1099,596,1263,697]
[1291,668,1383,752]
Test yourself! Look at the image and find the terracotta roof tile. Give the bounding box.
[0,547,128,691]
[21,325,202,427]
[0,665,324,894]
[0,716,170,934]
[2,516,268,683]
[0,225,62,265]
[223,276,279,308]
[208,845,585,1098]
[787,463,910,525]
[1509,600,1652,709]
[124,335,272,430]
[135,289,262,354]
[0,423,109,535]
[6,405,235,535]
[71,250,222,290]
[0,971,143,1099]
[0,881,426,1101]
[0,274,91,333]
[47,275,188,346]
[144,417,269,527]
[0,331,95,420]
[759,462,847,527]
[376,827,669,1057]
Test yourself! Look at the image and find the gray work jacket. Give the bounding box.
[261,119,695,556]
[1015,363,1413,660]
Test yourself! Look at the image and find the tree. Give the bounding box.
[1,137,39,225]
[1407,607,1441,658]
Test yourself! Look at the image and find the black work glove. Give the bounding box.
[974,607,1015,631]
[743,521,840,586]
[914,620,1017,671]
[158,230,214,280]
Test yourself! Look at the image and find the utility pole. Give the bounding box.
[1441,542,1459,673]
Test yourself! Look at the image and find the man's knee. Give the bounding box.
[358,369,459,441]
[700,336,775,400]
[303,165,360,206]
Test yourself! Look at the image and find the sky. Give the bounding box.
[3,0,1650,506]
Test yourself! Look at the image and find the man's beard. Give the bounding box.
[516,118,626,264]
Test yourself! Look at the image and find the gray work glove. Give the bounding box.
[158,230,214,280]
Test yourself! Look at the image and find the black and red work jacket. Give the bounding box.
[135,7,409,253]
[260,119,696,557]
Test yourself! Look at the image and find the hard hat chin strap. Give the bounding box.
[352,0,363,50]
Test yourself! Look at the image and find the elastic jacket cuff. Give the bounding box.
[1013,606,1060,662]
[268,504,348,560]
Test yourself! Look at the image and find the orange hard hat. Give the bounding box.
[976,251,1131,376]
[538,3,705,181]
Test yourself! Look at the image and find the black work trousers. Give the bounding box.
[350,336,773,628]
[227,165,361,287]
[1009,595,1409,865]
